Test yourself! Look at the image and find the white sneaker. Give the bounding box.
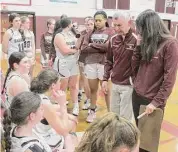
[87,105,98,114]
[86,110,96,123]
[72,104,79,116]
[82,99,90,110]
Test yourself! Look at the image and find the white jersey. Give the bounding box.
[5,72,29,108]
[11,127,52,152]
[7,28,24,58]
[23,30,34,53]
[55,31,79,60]
[33,94,65,150]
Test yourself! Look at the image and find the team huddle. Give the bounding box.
[1,9,178,152]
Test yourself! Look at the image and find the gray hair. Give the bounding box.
[112,12,131,21]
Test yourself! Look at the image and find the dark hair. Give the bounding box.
[75,112,140,152]
[8,13,25,41]
[3,92,41,152]
[60,17,72,29]
[94,11,109,28]
[30,69,59,94]
[1,52,26,95]
[136,9,172,62]
[49,18,72,60]
[49,20,61,61]
[60,14,68,19]
[9,13,20,27]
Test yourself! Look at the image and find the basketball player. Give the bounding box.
[1,52,30,108]
[2,13,24,59]
[81,11,114,122]
[52,18,80,116]
[20,16,36,76]
[40,18,56,67]
[77,17,94,109]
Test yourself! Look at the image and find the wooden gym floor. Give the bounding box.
[1,54,178,152]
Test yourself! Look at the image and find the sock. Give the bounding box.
[86,99,91,103]
[74,102,79,107]
[79,89,83,95]
[89,104,96,110]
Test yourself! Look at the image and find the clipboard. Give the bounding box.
[138,105,163,152]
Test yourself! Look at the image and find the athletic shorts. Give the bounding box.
[53,57,79,78]
[84,63,104,80]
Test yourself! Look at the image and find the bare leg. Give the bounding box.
[68,75,78,104]
[88,79,99,109]
[69,75,79,116]
[60,78,69,91]
[100,80,110,112]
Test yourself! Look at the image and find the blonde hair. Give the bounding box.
[47,18,55,27]
[21,16,29,23]
[75,112,140,152]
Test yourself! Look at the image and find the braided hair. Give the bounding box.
[2,92,41,152]
[1,52,26,95]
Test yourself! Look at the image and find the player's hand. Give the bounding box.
[51,90,66,106]
[102,81,109,94]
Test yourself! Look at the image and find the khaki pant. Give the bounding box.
[110,83,133,121]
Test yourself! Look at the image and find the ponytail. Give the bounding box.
[30,69,59,94]
[30,77,44,94]
[1,68,11,95]
[19,29,26,41]
[49,28,62,61]
[3,109,12,152]
[105,22,109,27]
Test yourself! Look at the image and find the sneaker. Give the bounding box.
[78,92,82,102]
[72,104,79,116]
[86,110,96,123]
[87,105,98,114]
[82,99,90,110]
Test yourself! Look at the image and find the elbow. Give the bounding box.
[60,51,68,55]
